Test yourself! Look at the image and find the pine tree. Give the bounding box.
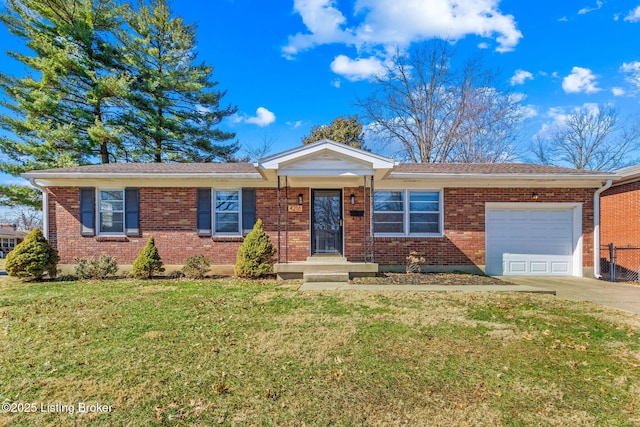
[235,219,276,278]
[132,236,164,279]
[119,0,238,162]
[5,228,59,280]
[0,0,129,176]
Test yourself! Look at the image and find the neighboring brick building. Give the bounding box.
[0,224,27,258]
[600,165,640,277]
[23,140,613,277]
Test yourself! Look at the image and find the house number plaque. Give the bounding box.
[288,205,303,213]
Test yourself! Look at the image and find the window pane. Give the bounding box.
[215,213,239,233]
[100,200,123,211]
[374,191,403,211]
[216,191,239,211]
[373,212,404,233]
[101,190,124,201]
[410,221,440,234]
[409,192,439,212]
[100,212,124,233]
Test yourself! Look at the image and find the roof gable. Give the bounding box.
[256,139,397,174]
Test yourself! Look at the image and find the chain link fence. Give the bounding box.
[600,244,640,282]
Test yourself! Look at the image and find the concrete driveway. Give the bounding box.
[501,276,640,315]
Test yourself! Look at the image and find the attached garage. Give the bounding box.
[485,203,582,276]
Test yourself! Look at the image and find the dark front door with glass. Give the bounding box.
[311,189,342,255]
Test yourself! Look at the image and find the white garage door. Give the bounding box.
[486,207,575,276]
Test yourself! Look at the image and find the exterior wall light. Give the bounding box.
[350,193,356,205]
[532,192,539,200]
[298,193,303,205]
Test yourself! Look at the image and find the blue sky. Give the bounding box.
[1,0,640,179]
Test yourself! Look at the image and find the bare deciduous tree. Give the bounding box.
[0,206,41,230]
[356,41,525,163]
[532,104,640,171]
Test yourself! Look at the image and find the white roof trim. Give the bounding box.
[256,139,397,170]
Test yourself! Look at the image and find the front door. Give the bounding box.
[311,189,343,255]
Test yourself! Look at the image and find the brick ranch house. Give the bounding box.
[600,165,640,277]
[22,139,614,278]
[0,224,27,258]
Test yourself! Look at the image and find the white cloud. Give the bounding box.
[535,103,603,139]
[621,61,640,73]
[510,69,533,86]
[282,0,353,58]
[232,107,276,127]
[562,66,601,94]
[330,55,386,81]
[624,6,640,22]
[245,107,276,127]
[578,0,603,15]
[286,120,303,129]
[331,78,341,88]
[283,0,523,60]
[620,61,640,88]
[612,87,625,96]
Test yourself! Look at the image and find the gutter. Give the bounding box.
[593,179,613,279]
[28,178,49,241]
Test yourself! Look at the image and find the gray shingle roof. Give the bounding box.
[393,163,610,175]
[25,162,257,175]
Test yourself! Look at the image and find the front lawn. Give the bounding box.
[1,278,639,426]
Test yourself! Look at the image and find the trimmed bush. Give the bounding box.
[235,219,276,278]
[74,254,119,279]
[5,228,59,281]
[182,255,211,279]
[132,236,164,279]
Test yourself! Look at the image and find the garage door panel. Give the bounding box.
[486,207,575,276]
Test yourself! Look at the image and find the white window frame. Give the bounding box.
[213,189,242,236]
[1,238,16,248]
[97,189,125,236]
[373,189,443,237]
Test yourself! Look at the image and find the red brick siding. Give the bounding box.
[600,181,640,272]
[48,186,596,269]
[49,187,243,264]
[373,187,596,267]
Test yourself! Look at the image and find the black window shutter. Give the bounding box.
[125,188,140,236]
[197,188,212,236]
[242,188,256,235]
[79,188,95,236]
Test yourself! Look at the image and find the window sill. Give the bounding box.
[211,236,244,242]
[95,236,129,242]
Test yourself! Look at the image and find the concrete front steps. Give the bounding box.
[274,256,378,283]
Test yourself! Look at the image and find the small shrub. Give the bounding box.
[74,254,119,279]
[57,274,78,282]
[235,219,276,278]
[5,228,59,281]
[132,236,165,279]
[182,255,211,279]
[406,251,426,273]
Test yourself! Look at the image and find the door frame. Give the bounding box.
[310,189,343,256]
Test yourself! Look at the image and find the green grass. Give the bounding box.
[1,278,639,426]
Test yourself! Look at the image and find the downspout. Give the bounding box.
[28,178,49,240]
[593,179,613,279]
